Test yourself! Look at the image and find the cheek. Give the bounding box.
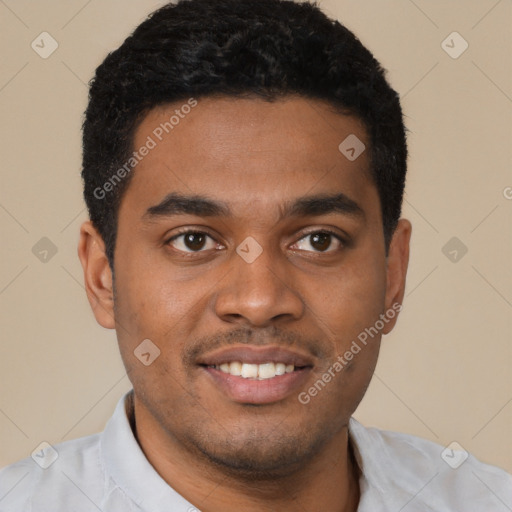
[112,253,213,375]
[113,270,193,400]
[114,253,184,329]
[308,256,387,339]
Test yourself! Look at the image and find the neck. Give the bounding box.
[132,398,360,512]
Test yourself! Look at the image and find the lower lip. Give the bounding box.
[202,366,312,405]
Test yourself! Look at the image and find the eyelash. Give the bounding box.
[165,228,347,255]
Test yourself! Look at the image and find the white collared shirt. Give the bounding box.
[1,391,511,511]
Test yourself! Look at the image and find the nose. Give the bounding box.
[213,244,305,328]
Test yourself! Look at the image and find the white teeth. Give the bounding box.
[241,363,258,378]
[216,361,296,379]
[275,363,286,375]
[258,362,276,380]
[229,361,242,376]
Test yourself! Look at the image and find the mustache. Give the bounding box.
[183,325,330,366]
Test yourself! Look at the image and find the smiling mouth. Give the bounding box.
[204,361,307,380]
[196,344,315,403]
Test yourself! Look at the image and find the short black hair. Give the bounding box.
[82,0,407,267]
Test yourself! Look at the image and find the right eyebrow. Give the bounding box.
[142,192,232,220]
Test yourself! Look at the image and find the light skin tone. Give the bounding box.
[78,96,411,512]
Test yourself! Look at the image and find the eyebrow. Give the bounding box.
[143,192,364,221]
[144,192,230,218]
[283,193,364,220]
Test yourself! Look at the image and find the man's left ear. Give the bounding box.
[382,219,412,334]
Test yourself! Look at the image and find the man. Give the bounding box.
[1,0,510,510]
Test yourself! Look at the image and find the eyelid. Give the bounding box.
[293,227,348,244]
[289,228,348,253]
[165,226,220,242]
[165,227,224,253]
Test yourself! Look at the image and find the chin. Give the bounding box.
[190,424,332,480]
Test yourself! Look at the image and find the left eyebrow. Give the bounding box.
[281,193,365,220]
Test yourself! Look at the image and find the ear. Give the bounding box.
[77,221,116,329]
[382,219,412,334]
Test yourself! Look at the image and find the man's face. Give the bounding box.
[85,97,409,476]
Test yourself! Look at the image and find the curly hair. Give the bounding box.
[82,0,407,267]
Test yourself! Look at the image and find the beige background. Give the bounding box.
[0,0,511,474]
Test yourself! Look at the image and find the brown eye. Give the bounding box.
[310,233,332,252]
[293,231,342,253]
[184,233,206,251]
[168,232,217,253]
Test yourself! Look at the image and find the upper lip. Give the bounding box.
[197,346,315,368]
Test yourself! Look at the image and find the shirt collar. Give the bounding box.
[100,391,196,512]
[348,417,442,511]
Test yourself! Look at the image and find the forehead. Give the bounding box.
[121,96,377,219]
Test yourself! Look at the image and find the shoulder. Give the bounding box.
[349,418,512,511]
[0,433,104,512]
